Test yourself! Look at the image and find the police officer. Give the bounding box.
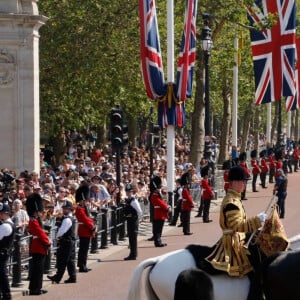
[169,179,183,226]
[123,184,142,260]
[47,200,76,283]
[273,168,288,219]
[0,203,15,300]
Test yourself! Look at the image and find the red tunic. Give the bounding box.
[75,206,95,238]
[181,188,194,211]
[268,155,276,169]
[251,159,261,175]
[201,179,214,201]
[260,158,269,173]
[150,192,169,220]
[223,170,230,192]
[239,162,251,178]
[28,218,51,256]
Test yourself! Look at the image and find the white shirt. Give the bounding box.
[56,213,73,238]
[130,197,143,220]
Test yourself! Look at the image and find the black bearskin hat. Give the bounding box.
[150,175,162,191]
[259,150,266,158]
[200,165,209,177]
[275,149,283,161]
[222,160,232,170]
[180,172,190,186]
[26,193,44,217]
[75,184,90,203]
[228,166,250,181]
[268,148,274,154]
[250,149,257,158]
[239,152,247,162]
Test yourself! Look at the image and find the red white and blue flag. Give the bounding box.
[139,0,198,128]
[175,0,198,101]
[286,38,300,111]
[247,0,296,105]
[139,0,166,99]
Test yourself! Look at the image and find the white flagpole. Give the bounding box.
[266,103,272,144]
[167,0,175,210]
[232,33,238,153]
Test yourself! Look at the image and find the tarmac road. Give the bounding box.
[12,170,300,300]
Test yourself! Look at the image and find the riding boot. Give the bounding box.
[247,271,264,300]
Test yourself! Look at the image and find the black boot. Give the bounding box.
[247,271,264,300]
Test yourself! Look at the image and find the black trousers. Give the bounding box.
[55,240,76,281]
[181,210,191,234]
[153,219,165,246]
[203,199,211,222]
[252,174,258,191]
[170,200,182,224]
[260,172,267,188]
[77,237,91,269]
[29,253,46,293]
[127,218,139,258]
[0,253,11,300]
[269,168,275,183]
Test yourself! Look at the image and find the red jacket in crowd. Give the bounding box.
[201,178,214,201]
[239,161,251,178]
[150,192,169,220]
[28,218,51,256]
[75,205,95,238]
[181,188,194,211]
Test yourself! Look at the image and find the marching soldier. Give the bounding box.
[0,203,15,300]
[250,149,261,192]
[47,200,76,283]
[123,184,142,260]
[259,150,268,189]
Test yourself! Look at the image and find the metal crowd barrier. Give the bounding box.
[7,205,135,287]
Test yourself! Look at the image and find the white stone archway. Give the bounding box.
[0,0,47,174]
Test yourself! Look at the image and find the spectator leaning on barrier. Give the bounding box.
[0,203,15,300]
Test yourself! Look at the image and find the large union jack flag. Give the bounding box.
[247,0,296,105]
[139,0,166,99]
[139,0,198,128]
[175,0,198,101]
[286,38,300,111]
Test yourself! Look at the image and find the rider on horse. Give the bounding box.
[205,166,267,299]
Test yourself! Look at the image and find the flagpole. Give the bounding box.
[266,103,272,144]
[287,111,291,139]
[167,0,175,212]
[232,32,238,154]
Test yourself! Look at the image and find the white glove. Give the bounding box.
[257,212,267,222]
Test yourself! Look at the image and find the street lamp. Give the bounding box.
[201,13,213,160]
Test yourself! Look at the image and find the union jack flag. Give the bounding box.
[175,0,198,101]
[247,0,296,105]
[286,38,300,111]
[139,0,166,99]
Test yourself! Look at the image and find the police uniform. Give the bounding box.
[274,169,288,218]
[75,184,95,272]
[47,200,76,283]
[123,184,142,260]
[0,203,15,300]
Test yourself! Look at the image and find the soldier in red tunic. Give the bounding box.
[268,148,276,183]
[75,184,95,272]
[259,150,269,188]
[251,149,261,192]
[200,166,214,223]
[149,175,170,247]
[180,173,194,235]
[26,193,51,295]
[239,152,251,200]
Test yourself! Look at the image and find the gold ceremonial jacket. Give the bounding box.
[206,189,262,277]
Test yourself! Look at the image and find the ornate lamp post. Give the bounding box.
[201,13,213,159]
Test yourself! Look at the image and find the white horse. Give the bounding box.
[127,235,300,300]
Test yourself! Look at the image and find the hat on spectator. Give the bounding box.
[228,166,250,181]
[42,194,52,202]
[0,202,11,214]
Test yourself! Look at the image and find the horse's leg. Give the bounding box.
[174,268,214,300]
